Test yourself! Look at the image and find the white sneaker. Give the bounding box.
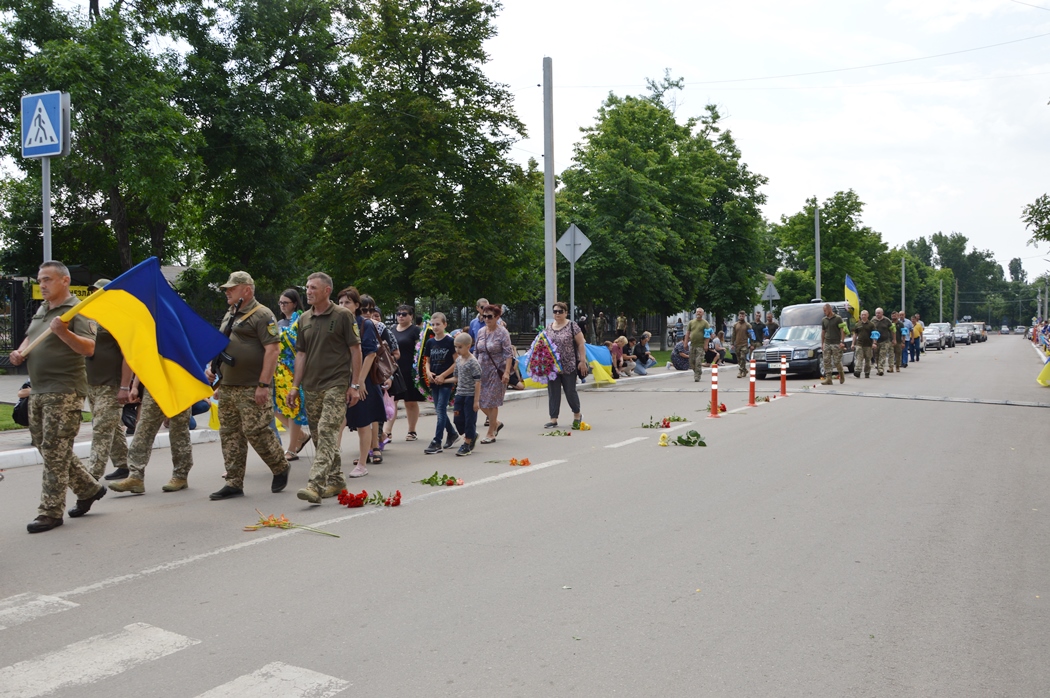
[665,362,672,369]
[348,464,368,478]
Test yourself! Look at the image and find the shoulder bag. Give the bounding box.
[367,319,398,385]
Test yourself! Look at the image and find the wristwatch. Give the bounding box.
[258,382,271,388]
[351,383,361,390]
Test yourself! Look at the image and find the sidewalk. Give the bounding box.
[0,367,689,469]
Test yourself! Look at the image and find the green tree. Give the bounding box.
[301,0,533,309]
[0,3,201,275]
[694,105,768,322]
[1022,194,1050,245]
[1008,257,1027,283]
[560,90,714,321]
[772,190,888,308]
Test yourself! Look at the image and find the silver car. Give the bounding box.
[923,326,945,350]
[930,322,954,347]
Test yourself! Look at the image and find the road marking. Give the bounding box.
[800,389,1050,408]
[0,593,78,631]
[605,437,649,449]
[196,662,348,698]
[0,622,199,698]
[49,461,569,602]
[664,422,695,433]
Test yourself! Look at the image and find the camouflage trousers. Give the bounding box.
[217,385,289,488]
[854,346,873,376]
[87,384,128,479]
[822,342,844,376]
[688,343,705,380]
[734,345,749,377]
[303,386,348,494]
[29,392,100,519]
[893,344,903,369]
[127,391,192,481]
[875,343,894,374]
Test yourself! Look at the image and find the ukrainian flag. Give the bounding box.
[60,257,229,417]
[844,275,861,321]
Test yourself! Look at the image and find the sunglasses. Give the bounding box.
[397,312,409,316]
[482,314,494,319]
[279,300,292,306]
[552,308,566,314]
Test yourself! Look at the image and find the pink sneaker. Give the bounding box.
[348,464,368,478]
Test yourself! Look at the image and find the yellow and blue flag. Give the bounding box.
[844,275,860,321]
[61,257,229,417]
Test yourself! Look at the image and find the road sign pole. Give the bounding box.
[569,222,575,321]
[543,57,556,320]
[814,204,821,300]
[42,156,51,262]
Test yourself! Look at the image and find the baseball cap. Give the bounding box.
[91,278,111,290]
[219,271,254,289]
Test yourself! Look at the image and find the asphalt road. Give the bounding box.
[1,335,1048,697]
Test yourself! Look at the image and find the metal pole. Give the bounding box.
[900,256,905,314]
[814,203,821,300]
[42,157,51,262]
[569,224,575,323]
[939,278,943,323]
[542,57,556,320]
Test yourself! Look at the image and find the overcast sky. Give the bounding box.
[483,0,1050,281]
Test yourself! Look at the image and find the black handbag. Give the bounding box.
[389,366,408,396]
[12,381,30,427]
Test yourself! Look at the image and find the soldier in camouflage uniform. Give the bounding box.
[288,272,363,504]
[108,386,193,493]
[84,279,131,480]
[852,310,875,378]
[730,311,752,378]
[871,307,895,376]
[9,261,105,533]
[207,271,290,500]
[820,303,847,385]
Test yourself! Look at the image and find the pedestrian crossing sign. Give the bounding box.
[21,91,70,158]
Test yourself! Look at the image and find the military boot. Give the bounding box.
[108,477,145,494]
[162,478,188,492]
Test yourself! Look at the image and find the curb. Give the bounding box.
[0,429,220,470]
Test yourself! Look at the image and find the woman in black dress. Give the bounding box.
[386,303,425,442]
[337,287,386,478]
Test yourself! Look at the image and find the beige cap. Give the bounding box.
[92,278,111,290]
[219,271,254,289]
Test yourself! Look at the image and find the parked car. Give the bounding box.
[1015,326,1027,335]
[1000,325,1011,335]
[972,322,988,342]
[923,325,945,350]
[753,300,855,379]
[954,325,973,345]
[930,322,954,347]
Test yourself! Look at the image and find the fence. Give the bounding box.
[0,279,34,370]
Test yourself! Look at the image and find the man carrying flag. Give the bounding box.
[9,261,105,533]
[53,257,229,496]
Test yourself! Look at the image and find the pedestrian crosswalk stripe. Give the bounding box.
[0,593,78,631]
[194,662,348,697]
[0,622,200,698]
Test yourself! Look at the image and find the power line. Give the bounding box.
[1008,0,1050,11]
[530,30,1050,91]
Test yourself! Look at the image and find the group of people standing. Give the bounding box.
[833,306,925,382]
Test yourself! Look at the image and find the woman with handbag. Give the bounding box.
[474,304,515,444]
[538,301,588,429]
[387,304,424,442]
[337,288,386,478]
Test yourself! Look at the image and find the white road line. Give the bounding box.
[196,662,348,698]
[0,593,78,631]
[51,461,569,601]
[664,422,695,433]
[605,437,649,449]
[0,622,199,698]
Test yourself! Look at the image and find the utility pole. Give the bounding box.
[954,278,959,324]
[900,256,905,314]
[542,57,556,322]
[939,278,943,323]
[814,202,821,300]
